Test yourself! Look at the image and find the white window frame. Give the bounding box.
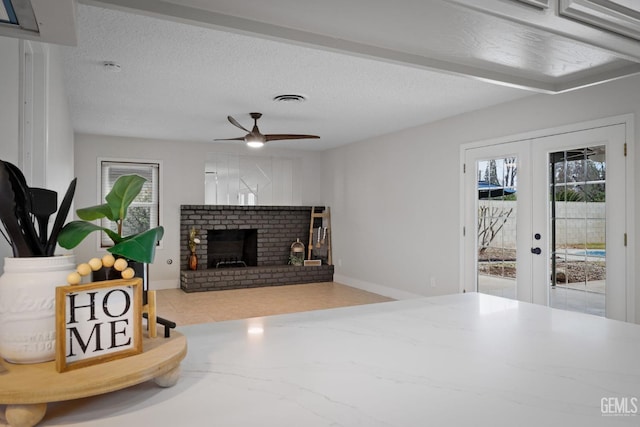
[97,158,162,250]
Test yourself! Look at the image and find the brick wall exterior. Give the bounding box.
[180,205,333,292]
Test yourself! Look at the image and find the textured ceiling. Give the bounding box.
[62,4,538,150]
[62,4,531,150]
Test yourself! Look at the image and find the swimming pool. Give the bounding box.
[575,249,606,257]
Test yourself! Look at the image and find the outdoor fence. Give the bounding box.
[478,200,605,249]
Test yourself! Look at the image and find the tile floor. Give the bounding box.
[155,282,394,326]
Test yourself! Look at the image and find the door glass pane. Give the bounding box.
[476,157,517,299]
[549,146,606,316]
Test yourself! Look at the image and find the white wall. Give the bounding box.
[0,39,74,271]
[0,37,21,270]
[324,74,640,321]
[45,44,75,204]
[73,134,325,289]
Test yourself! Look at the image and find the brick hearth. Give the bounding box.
[180,265,334,292]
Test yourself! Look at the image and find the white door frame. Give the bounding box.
[531,124,627,319]
[459,114,635,322]
[463,140,532,302]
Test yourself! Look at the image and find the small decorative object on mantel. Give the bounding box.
[55,278,143,372]
[188,227,200,270]
[0,160,78,364]
[289,238,305,266]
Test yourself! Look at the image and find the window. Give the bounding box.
[100,161,160,247]
[0,1,19,25]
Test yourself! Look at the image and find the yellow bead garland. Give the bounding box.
[66,256,136,285]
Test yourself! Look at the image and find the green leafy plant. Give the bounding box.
[58,175,164,264]
[288,254,303,266]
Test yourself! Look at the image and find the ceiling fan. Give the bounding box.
[215,112,320,148]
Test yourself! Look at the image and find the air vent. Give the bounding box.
[273,94,307,103]
[103,61,122,73]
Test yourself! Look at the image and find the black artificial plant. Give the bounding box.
[0,160,77,257]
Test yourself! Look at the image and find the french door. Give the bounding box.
[463,124,628,321]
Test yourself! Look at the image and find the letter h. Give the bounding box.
[67,292,98,324]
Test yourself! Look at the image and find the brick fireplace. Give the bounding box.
[180,205,334,292]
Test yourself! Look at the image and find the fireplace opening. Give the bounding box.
[207,229,258,268]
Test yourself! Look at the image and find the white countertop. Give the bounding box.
[24,292,640,426]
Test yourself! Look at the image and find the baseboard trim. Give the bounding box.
[148,275,425,299]
[150,279,179,290]
[334,274,422,300]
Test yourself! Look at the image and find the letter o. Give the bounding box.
[102,289,131,318]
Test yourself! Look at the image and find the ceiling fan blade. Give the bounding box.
[227,116,250,133]
[214,137,245,141]
[265,134,320,141]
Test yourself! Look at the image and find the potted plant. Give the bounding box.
[0,160,78,363]
[58,174,164,265]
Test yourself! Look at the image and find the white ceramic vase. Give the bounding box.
[0,255,75,364]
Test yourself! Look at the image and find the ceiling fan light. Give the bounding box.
[245,134,265,148]
[246,140,265,148]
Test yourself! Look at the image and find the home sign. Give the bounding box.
[55,278,142,372]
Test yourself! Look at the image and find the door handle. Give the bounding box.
[531,247,541,255]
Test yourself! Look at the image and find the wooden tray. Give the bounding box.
[0,331,187,427]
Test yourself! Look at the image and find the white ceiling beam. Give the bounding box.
[84,0,640,94]
[0,0,77,46]
[447,0,640,62]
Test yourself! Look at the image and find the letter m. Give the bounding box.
[67,323,104,357]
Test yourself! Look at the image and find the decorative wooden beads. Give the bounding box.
[66,254,136,285]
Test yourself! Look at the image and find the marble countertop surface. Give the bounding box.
[18,292,640,426]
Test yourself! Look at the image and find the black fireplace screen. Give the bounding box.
[207,229,258,268]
